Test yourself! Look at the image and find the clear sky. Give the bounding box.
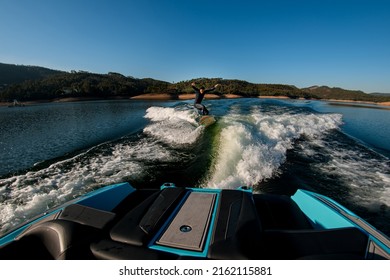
[1,0,389,93]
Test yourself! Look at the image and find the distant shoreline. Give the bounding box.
[2,94,390,107]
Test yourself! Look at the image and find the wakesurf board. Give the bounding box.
[198,115,216,127]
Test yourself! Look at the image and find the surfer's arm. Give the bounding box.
[204,84,220,93]
[191,83,200,92]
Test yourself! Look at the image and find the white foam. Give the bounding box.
[205,110,343,189]
[379,183,390,207]
[145,106,198,126]
[0,105,201,235]
[144,121,203,145]
[0,138,175,235]
[314,145,390,208]
[143,106,203,145]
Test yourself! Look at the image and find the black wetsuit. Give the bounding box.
[191,85,216,115]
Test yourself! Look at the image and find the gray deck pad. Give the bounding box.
[156,192,216,251]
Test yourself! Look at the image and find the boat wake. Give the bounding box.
[143,105,203,146]
[294,129,390,210]
[204,105,343,189]
[1,100,389,237]
[0,104,203,235]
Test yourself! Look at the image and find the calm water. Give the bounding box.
[309,101,390,158]
[0,98,389,237]
[0,100,164,176]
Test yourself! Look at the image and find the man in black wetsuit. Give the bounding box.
[191,82,220,115]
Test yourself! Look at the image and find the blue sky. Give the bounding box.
[1,0,389,93]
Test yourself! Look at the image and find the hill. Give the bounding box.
[301,86,390,103]
[370,92,390,97]
[1,62,390,103]
[0,70,171,102]
[0,63,64,85]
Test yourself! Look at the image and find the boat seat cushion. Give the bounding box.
[262,227,368,259]
[208,190,263,259]
[0,235,53,260]
[253,193,313,230]
[90,239,178,260]
[11,220,98,260]
[59,204,116,229]
[110,187,186,246]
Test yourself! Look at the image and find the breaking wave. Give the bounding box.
[204,106,343,189]
[143,106,203,146]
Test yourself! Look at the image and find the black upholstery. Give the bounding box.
[208,190,263,259]
[0,220,98,260]
[90,239,177,260]
[253,193,313,230]
[110,187,186,246]
[262,227,368,259]
[59,204,116,229]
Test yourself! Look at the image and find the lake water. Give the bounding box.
[0,98,389,237]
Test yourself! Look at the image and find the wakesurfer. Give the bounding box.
[191,82,220,115]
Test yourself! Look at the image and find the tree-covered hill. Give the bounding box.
[0,70,172,101]
[0,62,64,85]
[1,63,390,103]
[173,78,312,98]
[301,86,390,102]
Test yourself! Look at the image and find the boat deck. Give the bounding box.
[0,183,389,260]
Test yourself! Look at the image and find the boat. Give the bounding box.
[0,182,389,260]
